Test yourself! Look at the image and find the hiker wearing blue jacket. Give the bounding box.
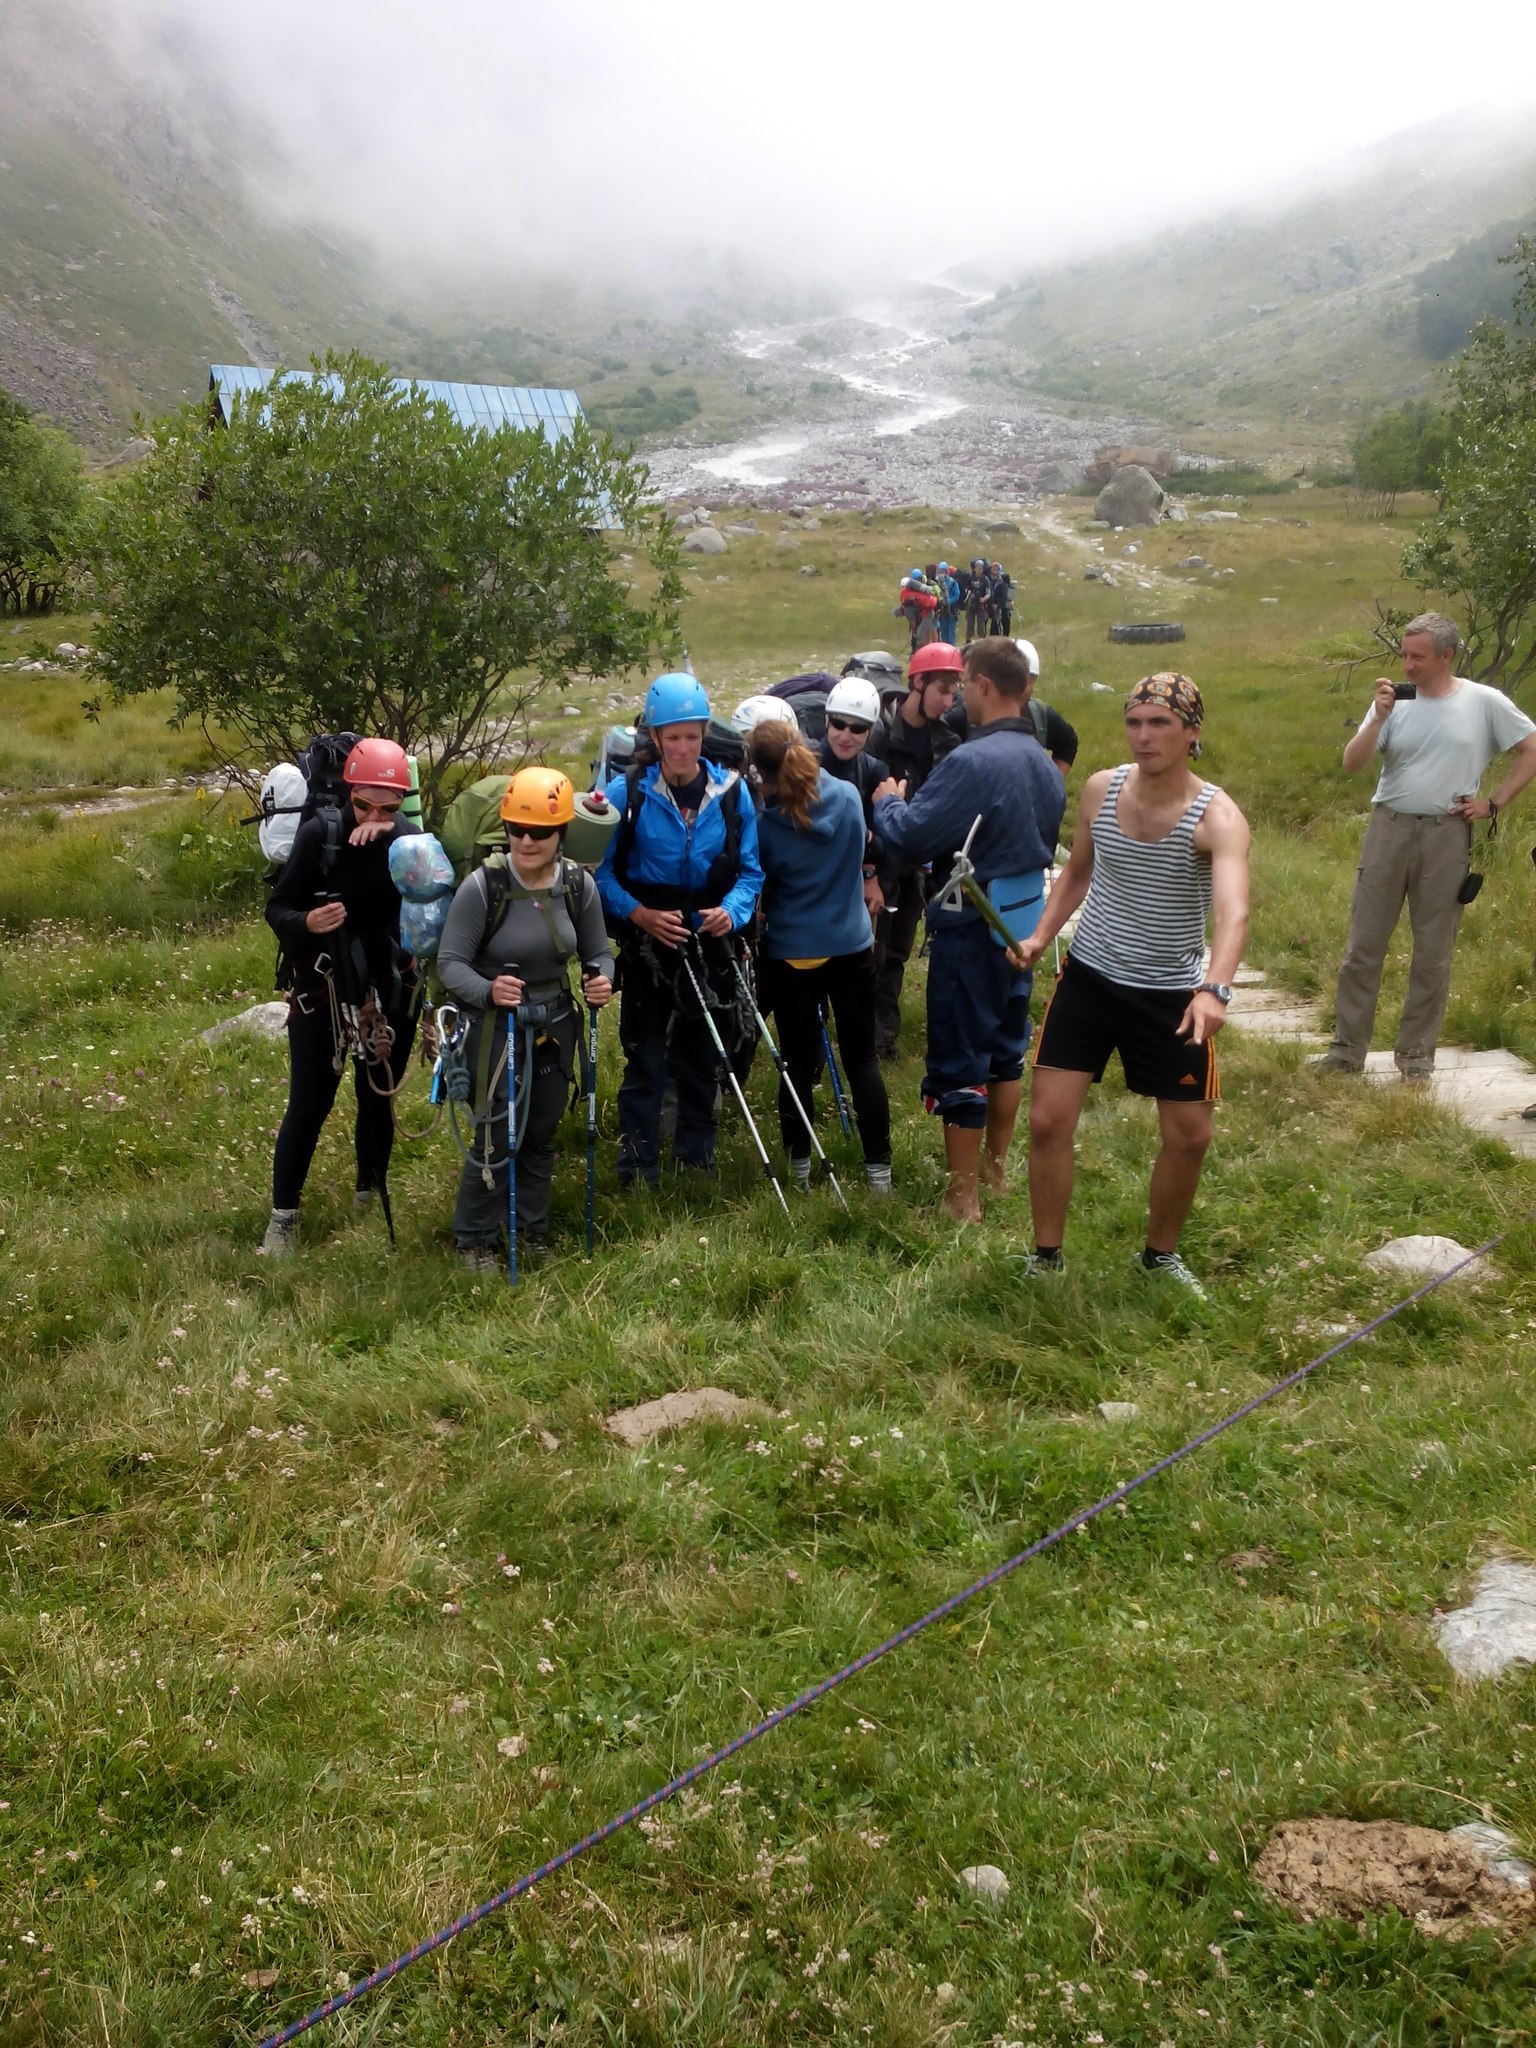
[596,673,764,1187]
[746,720,892,1194]
[874,637,1065,1224]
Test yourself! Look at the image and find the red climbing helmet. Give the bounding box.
[342,738,412,793]
[907,642,963,679]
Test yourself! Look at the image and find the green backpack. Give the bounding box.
[438,774,513,882]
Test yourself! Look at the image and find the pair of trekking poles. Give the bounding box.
[676,937,849,1217]
[434,982,602,1288]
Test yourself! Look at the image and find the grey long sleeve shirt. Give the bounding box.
[437,860,614,1014]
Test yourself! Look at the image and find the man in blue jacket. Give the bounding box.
[597,673,764,1187]
[873,638,1065,1223]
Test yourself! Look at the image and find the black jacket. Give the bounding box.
[265,809,407,996]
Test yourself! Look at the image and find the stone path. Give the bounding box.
[1226,971,1536,1161]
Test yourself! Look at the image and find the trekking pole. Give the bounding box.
[584,1001,599,1261]
[818,1006,854,1140]
[678,939,790,1218]
[726,960,847,1209]
[506,1008,518,1289]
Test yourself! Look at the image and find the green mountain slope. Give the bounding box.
[960,124,1536,462]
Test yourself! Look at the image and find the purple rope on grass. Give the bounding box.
[259,1227,1511,2046]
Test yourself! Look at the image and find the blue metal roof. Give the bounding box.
[208,366,586,442]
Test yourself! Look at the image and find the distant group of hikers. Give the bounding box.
[258,604,1536,1299]
[897,560,1014,651]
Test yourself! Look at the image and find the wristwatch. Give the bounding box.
[1196,981,1232,1004]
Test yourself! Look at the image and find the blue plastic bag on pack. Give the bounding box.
[399,894,451,962]
[388,832,455,904]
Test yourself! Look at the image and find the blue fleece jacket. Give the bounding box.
[873,717,1065,931]
[595,762,764,931]
[755,771,872,961]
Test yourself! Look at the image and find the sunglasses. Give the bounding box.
[826,716,872,734]
[507,822,559,841]
[351,796,403,817]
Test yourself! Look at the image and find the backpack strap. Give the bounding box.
[1029,698,1049,749]
[317,804,344,882]
[610,765,645,892]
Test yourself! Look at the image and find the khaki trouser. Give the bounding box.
[1329,806,1470,1069]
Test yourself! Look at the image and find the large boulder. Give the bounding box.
[1094,465,1165,528]
[682,527,728,556]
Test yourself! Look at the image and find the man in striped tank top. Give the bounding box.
[1010,674,1251,1299]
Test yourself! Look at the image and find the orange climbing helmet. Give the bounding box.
[500,767,575,827]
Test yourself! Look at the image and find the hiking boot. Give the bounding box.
[460,1244,500,1276]
[788,1156,812,1193]
[258,1207,299,1258]
[1397,1058,1434,1082]
[864,1162,893,1197]
[352,1187,377,1220]
[1307,1052,1362,1076]
[1016,1248,1065,1277]
[1138,1250,1207,1302]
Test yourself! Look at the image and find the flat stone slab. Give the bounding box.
[1364,1234,1496,1284]
[1364,1050,1536,1158]
[1434,1559,1536,1681]
[200,1002,290,1045]
[958,1863,1010,1902]
[603,1388,769,1448]
[1226,988,1325,1041]
[1096,1401,1141,1423]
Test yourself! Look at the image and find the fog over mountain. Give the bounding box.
[14,0,1536,288]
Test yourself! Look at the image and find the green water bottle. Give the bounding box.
[401,753,425,833]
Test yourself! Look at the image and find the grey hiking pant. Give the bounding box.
[1329,806,1471,1070]
[453,1007,578,1246]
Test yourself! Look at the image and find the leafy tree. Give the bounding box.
[0,387,88,616]
[1350,401,1452,513]
[1404,233,1536,693]
[88,352,684,798]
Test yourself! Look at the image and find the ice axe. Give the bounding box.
[929,815,1039,955]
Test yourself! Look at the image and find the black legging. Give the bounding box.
[760,950,890,1166]
[272,994,416,1209]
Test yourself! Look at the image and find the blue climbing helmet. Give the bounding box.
[644,672,711,728]
[909,566,923,581]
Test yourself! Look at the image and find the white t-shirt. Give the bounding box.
[1365,680,1535,815]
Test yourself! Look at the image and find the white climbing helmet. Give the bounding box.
[823,677,882,727]
[729,693,799,739]
[1013,638,1041,678]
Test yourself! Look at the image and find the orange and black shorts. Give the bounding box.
[1033,952,1219,1103]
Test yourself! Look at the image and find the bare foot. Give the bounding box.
[941,1180,983,1225]
[980,1150,1007,1194]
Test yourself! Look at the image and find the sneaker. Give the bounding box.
[788,1156,812,1193]
[460,1245,500,1276]
[258,1208,299,1258]
[352,1187,377,1219]
[1307,1052,1362,1075]
[1138,1250,1207,1301]
[1017,1249,1066,1277]
[1397,1059,1434,1082]
[864,1162,893,1197]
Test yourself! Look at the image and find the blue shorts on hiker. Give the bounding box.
[922,920,1032,1127]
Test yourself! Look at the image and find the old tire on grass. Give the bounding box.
[1108,622,1186,645]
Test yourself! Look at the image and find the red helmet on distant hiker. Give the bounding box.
[343,738,412,793]
[908,642,963,679]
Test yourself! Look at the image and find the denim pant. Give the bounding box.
[922,919,1032,1128]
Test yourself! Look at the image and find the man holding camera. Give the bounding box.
[1315,612,1536,1080]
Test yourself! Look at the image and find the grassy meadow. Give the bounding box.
[2,493,1535,2046]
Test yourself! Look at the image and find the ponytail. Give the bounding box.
[746,722,820,831]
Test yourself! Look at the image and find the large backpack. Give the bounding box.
[763,670,840,743]
[255,731,362,872]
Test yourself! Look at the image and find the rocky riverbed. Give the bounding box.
[642,280,1162,513]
